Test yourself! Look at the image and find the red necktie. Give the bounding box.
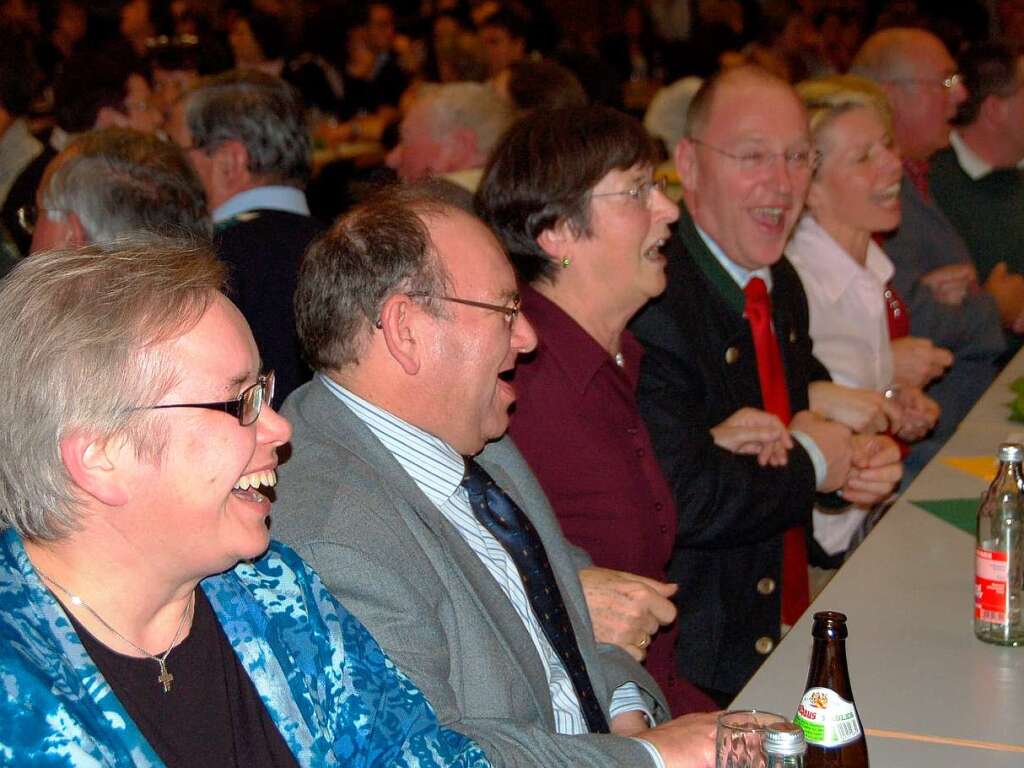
[901,158,931,203]
[883,282,910,340]
[871,234,912,340]
[744,277,810,626]
[882,279,911,457]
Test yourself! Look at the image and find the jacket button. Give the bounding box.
[756,577,776,595]
[725,347,740,364]
[789,329,797,343]
[755,636,775,655]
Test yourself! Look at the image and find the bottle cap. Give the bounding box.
[763,722,806,756]
[998,443,1024,464]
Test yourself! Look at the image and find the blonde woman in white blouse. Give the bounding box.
[789,76,940,432]
[787,75,941,555]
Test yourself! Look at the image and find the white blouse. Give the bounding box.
[786,215,897,556]
[786,215,895,392]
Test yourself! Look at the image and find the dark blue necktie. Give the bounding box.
[461,459,610,734]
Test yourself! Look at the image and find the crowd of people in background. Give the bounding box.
[1,1,1019,234]
[3,0,1024,765]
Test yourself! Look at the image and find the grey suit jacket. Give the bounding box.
[272,377,667,767]
[884,177,1005,471]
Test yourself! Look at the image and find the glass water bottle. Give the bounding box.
[975,442,1024,646]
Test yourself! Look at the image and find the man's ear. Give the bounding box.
[450,127,482,170]
[806,177,825,213]
[211,139,252,190]
[378,293,423,375]
[63,211,88,247]
[675,137,698,193]
[41,210,88,249]
[59,431,132,507]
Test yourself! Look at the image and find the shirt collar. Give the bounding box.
[787,215,894,304]
[212,185,310,223]
[948,130,993,181]
[317,374,465,508]
[520,283,643,392]
[694,223,773,292]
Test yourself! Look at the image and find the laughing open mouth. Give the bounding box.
[232,469,277,502]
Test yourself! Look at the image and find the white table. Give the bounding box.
[732,353,1024,765]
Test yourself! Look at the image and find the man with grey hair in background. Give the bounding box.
[851,28,1007,472]
[169,69,322,404]
[386,82,515,192]
[28,127,210,255]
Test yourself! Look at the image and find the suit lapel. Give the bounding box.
[676,206,745,314]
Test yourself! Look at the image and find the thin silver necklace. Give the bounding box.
[35,567,194,694]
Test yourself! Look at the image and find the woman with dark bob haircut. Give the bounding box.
[476,106,788,716]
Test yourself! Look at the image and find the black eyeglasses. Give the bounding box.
[408,292,521,324]
[142,371,275,426]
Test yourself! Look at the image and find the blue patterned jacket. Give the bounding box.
[0,529,490,767]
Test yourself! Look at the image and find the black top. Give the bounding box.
[214,208,324,405]
[68,589,298,768]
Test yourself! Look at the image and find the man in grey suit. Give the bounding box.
[272,184,717,767]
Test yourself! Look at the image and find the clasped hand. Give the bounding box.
[578,566,676,661]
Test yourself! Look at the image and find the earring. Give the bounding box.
[561,257,571,269]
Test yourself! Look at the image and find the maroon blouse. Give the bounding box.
[509,284,713,715]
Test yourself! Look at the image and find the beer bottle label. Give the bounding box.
[794,687,862,747]
[975,548,1010,625]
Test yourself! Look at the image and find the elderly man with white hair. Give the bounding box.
[387,82,515,191]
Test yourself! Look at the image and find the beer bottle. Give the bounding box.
[793,611,868,767]
[974,442,1024,646]
[764,722,806,767]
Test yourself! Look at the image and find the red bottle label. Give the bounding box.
[975,548,1010,624]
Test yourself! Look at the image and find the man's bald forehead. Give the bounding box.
[685,65,798,138]
[850,27,948,80]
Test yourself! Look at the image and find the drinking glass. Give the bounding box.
[715,709,788,768]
